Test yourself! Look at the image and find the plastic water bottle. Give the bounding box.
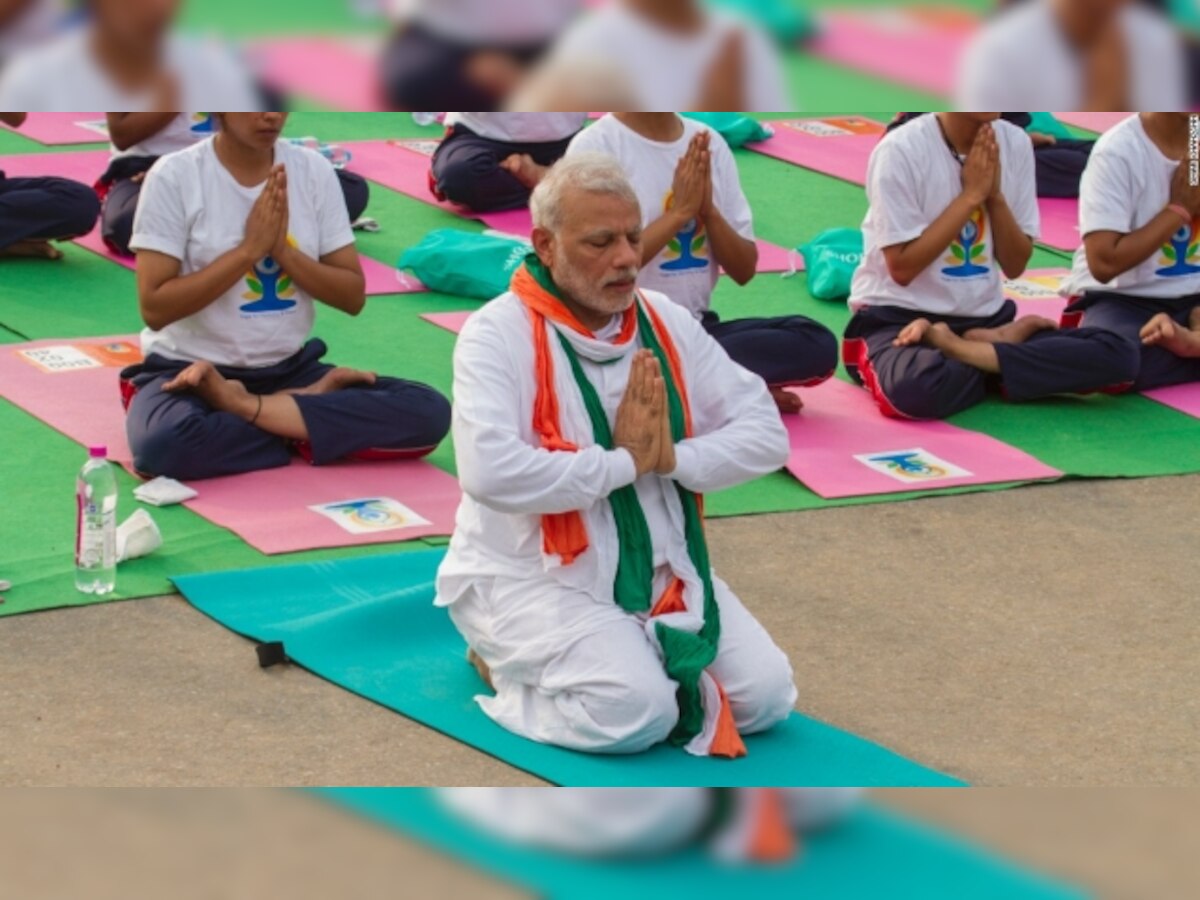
[75,446,117,595]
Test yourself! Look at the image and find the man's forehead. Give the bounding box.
[561,188,640,227]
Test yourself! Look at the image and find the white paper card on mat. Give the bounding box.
[308,497,432,535]
[854,448,973,483]
[17,346,103,373]
[74,119,110,136]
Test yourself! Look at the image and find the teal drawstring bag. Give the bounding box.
[398,229,532,300]
[680,113,774,148]
[707,0,817,45]
[799,228,864,301]
[1026,113,1073,142]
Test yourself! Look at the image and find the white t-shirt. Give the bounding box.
[398,0,580,44]
[0,0,63,69]
[567,114,755,319]
[0,28,261,112]
[547,4,788,110]
[444,112,587,144]
[111,112,217,160]
[957,0,1186,111]
[130,139,355,369]
[1061,115,1200,299]
[849,115,1040,318]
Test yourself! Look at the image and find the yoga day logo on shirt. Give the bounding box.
[308,497,432,535]
[855,448,973,483]
[1156,217,1200,277]
[660,191,709,273]
[942,207,990,278]
[190,113,214,135]
[241,245,297,314]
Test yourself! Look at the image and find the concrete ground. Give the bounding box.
[0,475,1197,787]
[0,789,1194,900]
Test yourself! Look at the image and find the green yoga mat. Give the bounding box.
[173,548,963,786]
[318,789,1088,900]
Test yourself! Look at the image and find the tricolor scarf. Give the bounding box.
[512,255,746,758]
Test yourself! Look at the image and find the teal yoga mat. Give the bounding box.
[317,789,1089,900]
[174,550,964,787]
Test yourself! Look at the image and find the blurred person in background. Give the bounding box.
[1061,112,1200,390]
[99,113,370,256]
[958,0,1186,110]
[0,0,261,110]
[568,112,837,412]
[514,0,789,110]
[381,0,582,111]
[0,111,100,261]
[430,112,588,212]
[0,0,66,71]
[438,788,862,861]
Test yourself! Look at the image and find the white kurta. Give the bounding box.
[436,289,796,754]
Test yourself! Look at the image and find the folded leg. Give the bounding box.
[702,313,838,387]
[0,175,100,251]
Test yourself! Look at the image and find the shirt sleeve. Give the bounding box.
[451,310,639,516]
[128,158,190,261]
[865,139,928,249]
[659,300,790,493]
[1078,139,1136,237]
[710,131,754,241]
[1003,126,1041,239]
[310,153,355,257]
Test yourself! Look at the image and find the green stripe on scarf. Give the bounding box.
[552,300,722,747]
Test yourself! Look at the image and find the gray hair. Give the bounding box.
[530,152,641,233]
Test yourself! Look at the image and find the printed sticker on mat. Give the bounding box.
[854,448,973,483]
[309,497,433,534]
[1003,273,1067,300]
[73,119,110,137]
[17,341,143,373]
[782,117,886,138]
[391,139,441,157]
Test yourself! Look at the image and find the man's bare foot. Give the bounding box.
[162,361,258,418]
[964,316,1058,345]
[499,153,549,189]
[770,386,803,414]
[286,367,377,396]
[893,317,934,347]
[467,648,493,691]
[1140,313,1200,358]
[0,240,63,260]
[925,321,1002,374]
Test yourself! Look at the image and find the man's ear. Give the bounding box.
[531,227,555,268]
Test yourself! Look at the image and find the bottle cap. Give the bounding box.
[88,446,107,459]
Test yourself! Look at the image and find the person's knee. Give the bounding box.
[101,200,136,255]
[338,171,370,222]
[434,150,516,211]
[802,322,839,380]
[63,183,100,237]
[730,648,796,735]
[880,372,954,420]
[405,384,452,449]
[572,673,680,754]
[129,415,200,480]
[1098,329,1146,385]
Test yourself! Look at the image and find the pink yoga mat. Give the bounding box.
[0,149,415,295]
[1055,113,1131,134]
[0,113,110,146]
[1143,382,1200,420]
[250,38,386,112]
[745,123,1082,252]
[0,335,461,554]
[747,117,884,185]
[783,379,1062,499]
[421,311,473,335]
[184,457,461,555]
[809,9,973,97]
[346,140,800,273]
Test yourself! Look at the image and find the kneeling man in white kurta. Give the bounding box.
[435,153,796,757]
